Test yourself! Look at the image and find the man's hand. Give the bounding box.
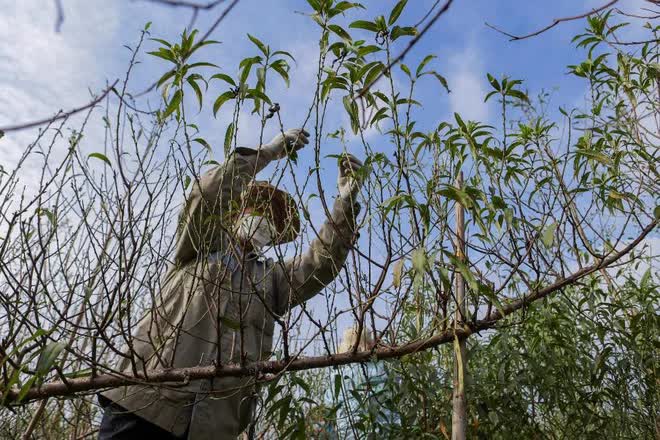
[338,153,364,200]
[262,128,310,160]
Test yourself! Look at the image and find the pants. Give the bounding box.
[98,395,187,440]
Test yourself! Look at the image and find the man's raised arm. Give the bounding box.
[172,129,309,266]
[274,154,364,311]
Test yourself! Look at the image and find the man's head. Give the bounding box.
[234,181,300,250]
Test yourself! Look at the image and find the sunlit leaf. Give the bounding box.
[88,152,112,166]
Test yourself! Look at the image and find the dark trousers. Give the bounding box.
[98,395,186,440]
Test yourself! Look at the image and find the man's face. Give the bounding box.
[235,214,276,250]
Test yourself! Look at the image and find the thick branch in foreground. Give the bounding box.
[2,219,655,405]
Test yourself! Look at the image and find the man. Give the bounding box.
[99,128,364,439]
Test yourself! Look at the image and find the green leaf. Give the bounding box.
[190,39,221,55]
[358,45,381,56]
[210,73,237,87]
[163,89,183,119]
[390,26,417,41]
[486,73,500,90]
[429,71,450,92]
[35,208,57,227]
[334,374,342,399]
[247,89,271,105]
[272,50,296,63]
[542,222,557,248]
[364,62,385,88]
[147,48,175,63]
[270,60,290,87]
[64,368,93,379]
[306,0,322,12]
[578,149,613,165]
[508,89,529,102]
[388,0,408,25]
[186,76,203,111]
[36,342,66,375]
[185,62,217,71]
[349,20,380,32]
[328,24,352,41]
[224,122,235,153]
[484,90,498,102]
[213,91,236,116]
[343,95,359,134]
[416,55,436,76]
[156,69,176,89]
[330,1,364,17]
[239,56,262,84]
[411,247,428,274]
[438,185,474,209]
[248,34,269,56]
[88,152,112,166]
[149,38,172,48]
[192,138,212,152]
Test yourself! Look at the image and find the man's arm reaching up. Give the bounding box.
[172,129,309,266]
[274,154,364,312]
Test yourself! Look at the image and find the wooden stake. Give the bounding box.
[452,172,467,440]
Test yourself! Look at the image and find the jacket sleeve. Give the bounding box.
[172,147,273,266]
[274,196,360,313]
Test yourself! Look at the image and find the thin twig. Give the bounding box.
[414,0,442,28]
[54,0,64,32]
[485,0,620,41]
[139,0,225,8]
[0,80,119,133]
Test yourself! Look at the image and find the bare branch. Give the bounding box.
[0,80,119,133]
[53,0,64,33]
[485,0,620,41]
[139,0,225,8]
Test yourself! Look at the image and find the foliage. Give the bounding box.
[0,0,657,438]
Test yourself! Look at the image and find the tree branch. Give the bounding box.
[54,0,64,32]
[0,80,118,133]
[139,0,225,8]
[485,0,620,41]
[3,219,655,405]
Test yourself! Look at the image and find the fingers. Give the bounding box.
[339,153,363,177]
[285,128,310,151]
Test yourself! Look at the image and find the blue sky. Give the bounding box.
[0,0,655,350]
[2,0,652,160]
[1,0,652,208]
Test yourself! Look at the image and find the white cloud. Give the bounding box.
[0,0,120,184]
[446,45,489,122]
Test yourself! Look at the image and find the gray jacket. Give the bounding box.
[102,147,359,439]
